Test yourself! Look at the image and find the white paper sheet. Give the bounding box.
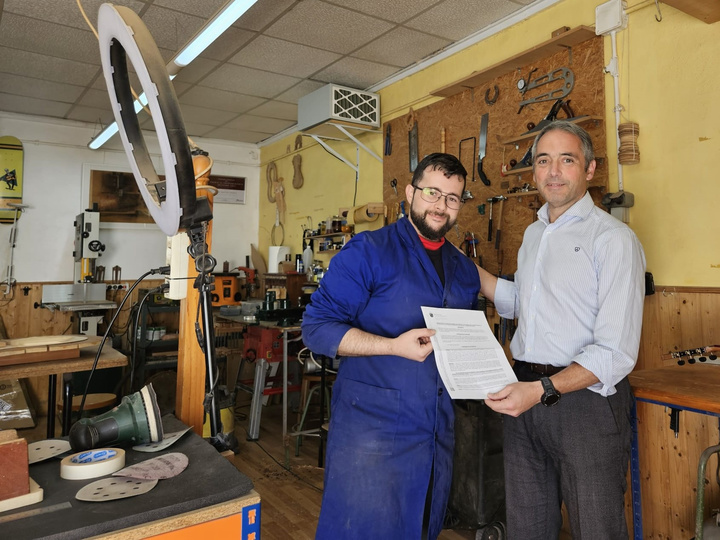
[421,306,517,399]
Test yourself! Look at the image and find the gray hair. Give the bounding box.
[531,120,595,172]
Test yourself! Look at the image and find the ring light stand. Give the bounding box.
[97,4,229,450]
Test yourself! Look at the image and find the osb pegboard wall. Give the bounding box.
[382,35,607,278]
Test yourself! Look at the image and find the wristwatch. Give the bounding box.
[540,377,561,407]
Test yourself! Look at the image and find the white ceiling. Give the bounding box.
[0,0,541,146]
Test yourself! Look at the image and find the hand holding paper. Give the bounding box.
[421,306,517,399]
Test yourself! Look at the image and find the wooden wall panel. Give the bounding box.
[632,288,720,538]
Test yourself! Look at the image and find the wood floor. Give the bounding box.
[228,401,477,539]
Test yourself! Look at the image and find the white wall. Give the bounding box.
[0,112,259,283]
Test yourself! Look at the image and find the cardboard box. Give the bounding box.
[0,379,36,429]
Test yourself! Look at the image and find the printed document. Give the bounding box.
[421,306,517,400]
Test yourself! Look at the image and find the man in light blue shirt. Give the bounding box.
[477,120,646,539]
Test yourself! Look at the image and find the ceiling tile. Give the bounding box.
[172,81,193,96]
[76,88,113,110]
[248,100,298,121]
[203,127,274,144]
[3,0,148,30]
[65,104,115,125]
[199,26,257,63]
[182,122,218,138]
[179,86,266,114]
[173,57,221,84]
[0,74,84,103]
[274,80,326,104]
[0,46,99,86]
[406,0,519,41]
[228,35,341,78]
[224,114,295,133]
[353,27,451,68]
[234,0,297,32]
[324,0,440,23]
[264,0,394,54]
[140,5,207,52]
[175,104,237,127]
[0,92,73,118]
[313,57,399,89]
[153,0,228,19]
[0,13,100,64]
[203,64,300,98]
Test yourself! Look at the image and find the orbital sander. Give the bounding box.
[69,384,164,452]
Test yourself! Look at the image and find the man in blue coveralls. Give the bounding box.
[301,153,481,539]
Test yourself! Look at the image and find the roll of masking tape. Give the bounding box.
[60,448,126,480]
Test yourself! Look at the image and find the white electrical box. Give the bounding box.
[297,84,380,132]
[165,232,189,300]
[595,0,627,35]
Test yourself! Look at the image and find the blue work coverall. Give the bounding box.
[302,217,479,539]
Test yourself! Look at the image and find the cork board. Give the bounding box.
[382,35,607,279]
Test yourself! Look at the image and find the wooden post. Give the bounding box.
[176,154,214,436]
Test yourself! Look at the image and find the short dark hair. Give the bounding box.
[531,120,595,172]
[411,153,467,191]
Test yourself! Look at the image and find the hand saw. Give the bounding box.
[517,67,574,113]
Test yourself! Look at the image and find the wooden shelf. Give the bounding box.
[663,0,720,23]
[501,116,603,146]
[430,26,597,98]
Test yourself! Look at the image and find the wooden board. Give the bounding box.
[0,335,96,366]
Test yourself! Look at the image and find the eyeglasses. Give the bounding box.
[412,186,464,210]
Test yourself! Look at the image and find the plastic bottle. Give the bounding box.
[302,240,313,276]
[295,254,304,273]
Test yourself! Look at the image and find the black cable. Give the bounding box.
[129,286,163,393]
[238,423,323,494]
[77,265,170,416]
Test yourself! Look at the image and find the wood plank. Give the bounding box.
[663,0,720,23]
[431,26,596,97]
[629,365,720,414]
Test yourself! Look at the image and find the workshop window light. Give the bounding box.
[88,0,257,149]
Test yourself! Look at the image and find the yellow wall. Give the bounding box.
[259,132,383,270]
[261,0,720,286]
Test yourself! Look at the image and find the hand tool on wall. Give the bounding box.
[477,113,491,186]
[384,125,392,156]
[486,197,497,242]
[390,178,397,196]
[517,67,538,95]
[517,67,575,113]
[494,195,507,250]
[408,122,419,172]
[458,137,476,183]
[510,99,575,171]
[484,85,499,105]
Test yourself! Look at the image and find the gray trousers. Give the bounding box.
[503,365,633,539]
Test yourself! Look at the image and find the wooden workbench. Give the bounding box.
[629,364,720,415]
[628,364,720,539]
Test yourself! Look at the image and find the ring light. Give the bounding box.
[98,4,196,236]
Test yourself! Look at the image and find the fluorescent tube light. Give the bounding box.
[89,0,257,149]
[174,0,257,67]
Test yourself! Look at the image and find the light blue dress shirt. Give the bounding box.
[494,191,646,396]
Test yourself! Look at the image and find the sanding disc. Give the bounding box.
[28,439,72,464]
[113,452,188,480]
[132,428,191,453]
[76,477,157,502]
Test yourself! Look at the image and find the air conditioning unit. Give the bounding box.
[297,84,380,132]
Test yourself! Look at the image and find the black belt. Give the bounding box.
[513,360,565,376]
